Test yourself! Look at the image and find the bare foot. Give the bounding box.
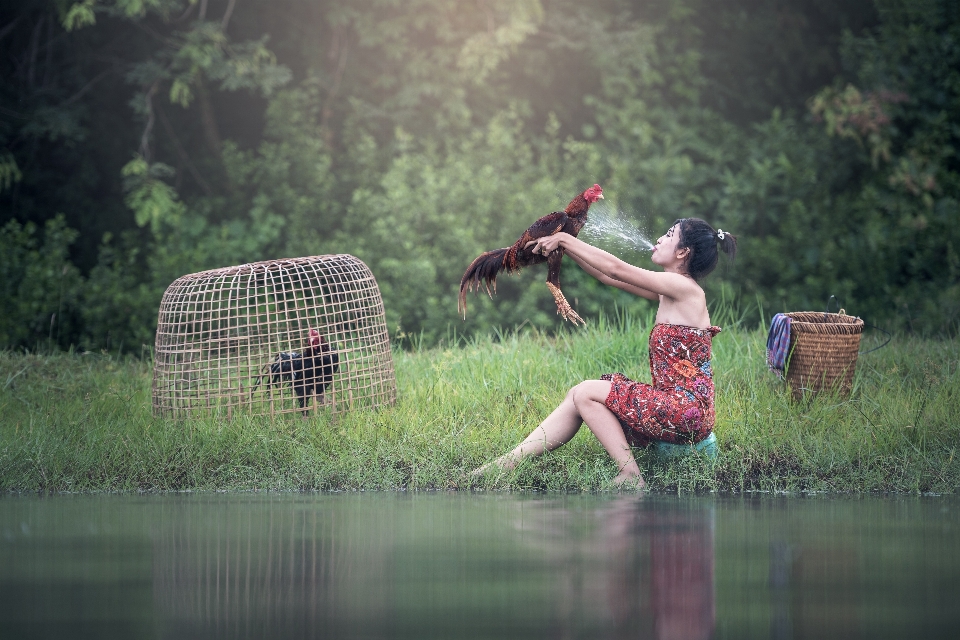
[469,462,493,478]
[469,454,519,478]
[612,473,646,491]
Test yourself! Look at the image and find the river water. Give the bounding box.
[1,493,958,639]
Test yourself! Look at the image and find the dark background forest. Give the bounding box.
[2,0,958,351]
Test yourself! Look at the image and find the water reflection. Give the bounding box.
[768,540,861,640]
[1,494,959,639]
[646,505,714,640]
[147,496,717,639]
[508,498,715,640]
[151,499,394,638]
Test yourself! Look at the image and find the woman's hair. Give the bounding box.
[672,218,738,281]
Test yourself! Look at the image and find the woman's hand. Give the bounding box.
[525,233,568,256]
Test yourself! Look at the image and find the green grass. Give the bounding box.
[1,311,958,494]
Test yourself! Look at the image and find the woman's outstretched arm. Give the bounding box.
[568,253,659,301]
[529,233,697,300]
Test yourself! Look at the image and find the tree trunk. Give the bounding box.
[196,77,222,157]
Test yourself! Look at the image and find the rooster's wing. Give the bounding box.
[507,211,568,267]
[519,211,568,244]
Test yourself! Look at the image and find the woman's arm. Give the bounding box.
[569,253,659,301]
[529,233,697,300]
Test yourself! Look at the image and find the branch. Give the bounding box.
[140,80,160,163]
[157,104,214,196]
[58,69,113,108]
[27,16,43,88]
[0,106,27,119]
[481,0,495,34]
[131,21,171,45]
[196,77,222,155]
[199,0,208,20]
[221,0,237,32]
[43,11,54,88]
[0,16,22,45]
[175,2,197,23]
[320,25,349,144]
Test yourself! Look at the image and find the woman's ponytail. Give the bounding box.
[715,228,738,263]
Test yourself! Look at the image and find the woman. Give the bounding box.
[473,218,737,488]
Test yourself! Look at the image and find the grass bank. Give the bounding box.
[1,312,957,493]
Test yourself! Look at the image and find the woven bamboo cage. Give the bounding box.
[152,255,396,418]
[784,311,864,399]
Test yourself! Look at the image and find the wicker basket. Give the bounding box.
[784,311,864,399]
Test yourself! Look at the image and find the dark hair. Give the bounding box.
[672,218,738,281]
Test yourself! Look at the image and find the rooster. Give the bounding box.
[458,184,603,325]
[252,328,340,416]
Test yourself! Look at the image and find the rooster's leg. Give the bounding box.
[546,251,585,325]
[294,384,310,417]
[546,282,585,325]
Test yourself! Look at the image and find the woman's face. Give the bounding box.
[651,224,683,266]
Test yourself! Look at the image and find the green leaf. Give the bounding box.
[169,78,193,107]
[121,158,185,233]
[62,0,98,31]
[0,152,22,192]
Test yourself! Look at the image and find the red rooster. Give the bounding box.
[458,184,603,325]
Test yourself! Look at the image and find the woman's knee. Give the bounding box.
[571,380,611,408]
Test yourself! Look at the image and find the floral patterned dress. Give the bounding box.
[602,323,720,447]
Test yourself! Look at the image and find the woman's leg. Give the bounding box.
[474,386,584,473]
[474,381,645,488]
[570,380,644,487]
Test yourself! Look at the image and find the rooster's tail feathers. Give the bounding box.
[458,247,513,317]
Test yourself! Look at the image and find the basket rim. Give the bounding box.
[785,311,864,335]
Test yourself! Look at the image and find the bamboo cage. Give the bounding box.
[152,255,396,418]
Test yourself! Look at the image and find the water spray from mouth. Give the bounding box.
[582,201,654,253]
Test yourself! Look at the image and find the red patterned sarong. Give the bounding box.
[602,323,720,447]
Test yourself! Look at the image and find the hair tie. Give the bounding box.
[716,228,725,241]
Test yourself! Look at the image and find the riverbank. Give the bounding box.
[2,313,957,493]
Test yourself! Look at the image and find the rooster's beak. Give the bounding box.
[598,193,604,199]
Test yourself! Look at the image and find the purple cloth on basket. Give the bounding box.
[766,313,792,378]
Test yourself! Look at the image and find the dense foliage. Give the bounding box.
[2,0,958,351]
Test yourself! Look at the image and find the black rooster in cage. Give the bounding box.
[253,329,340,416]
